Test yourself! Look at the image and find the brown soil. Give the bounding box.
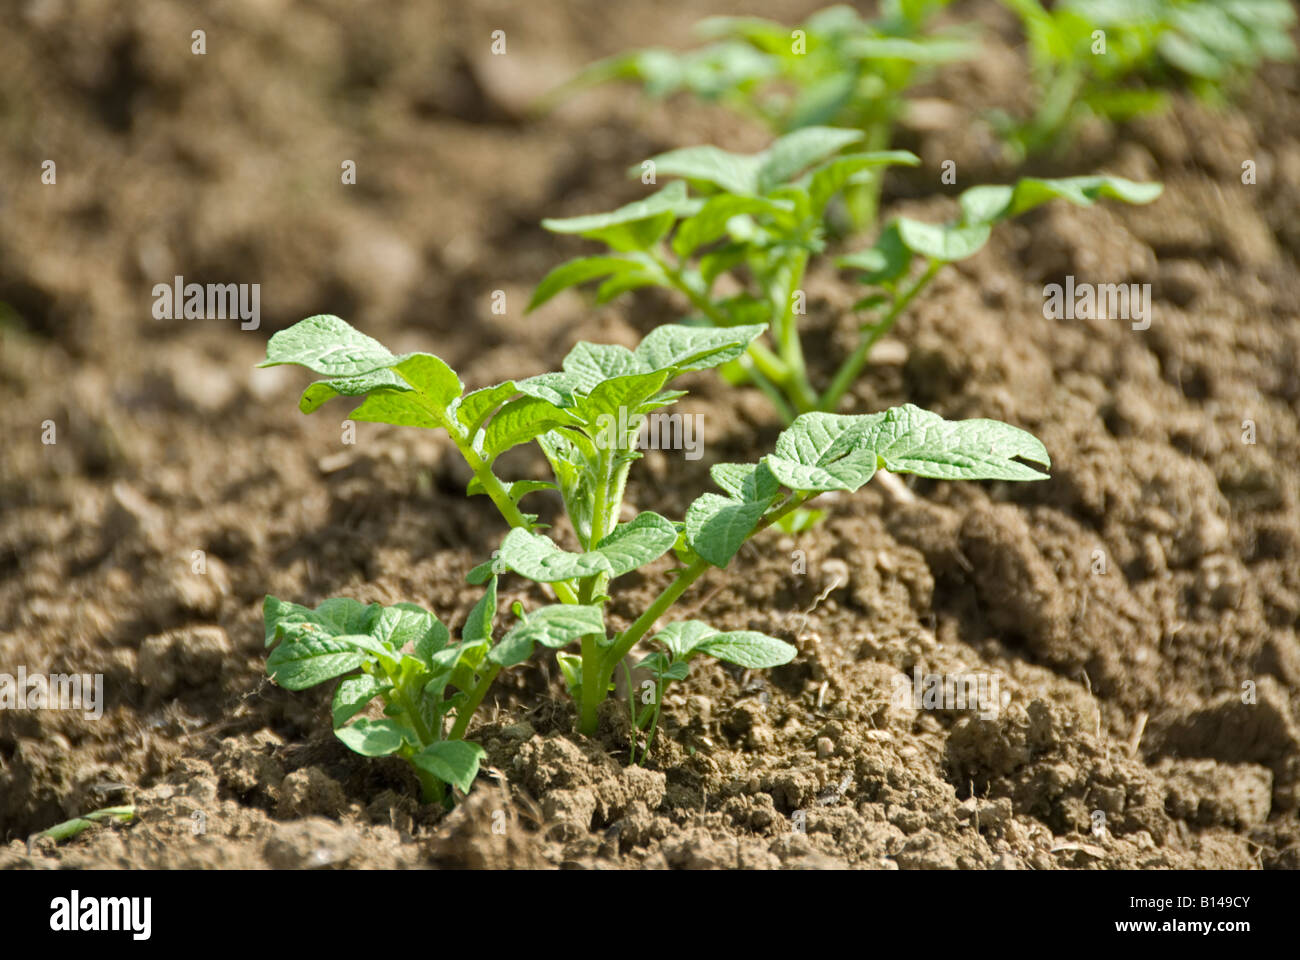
[2,0,1298,870]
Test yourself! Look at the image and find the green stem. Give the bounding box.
[575,492,812,737]
[393,676,438,748]
[653,251,796,390]
[413,765,446,805]
[772,250,817,413]
[447,663,501,741]
[644,674,665,758]
[406,389,580,604]
[819,259,941,413]
[578,633,603,737]
[622,659,639,765]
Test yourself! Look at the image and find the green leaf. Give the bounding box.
[260,314,396,377]
[266,637,369,690]
[498,528,610,582]
[490,604,606,667]
[960,175,1163,224]
[541,181,695,250]
[651,620,717,659]
[860,404,1051,481]
[264,595,378,647]
[482,396,577,462]
[633,323,767,374]
[575,370,672,428]
[497,513,675,583]
[685,493,772,568]
[651,620,795,668]
[758,127,864,192]
[334,717,410,757]
[764,411,882,493]
[556,653,583,698]
[332,674,390,727]
[695,630,796,668]
[672,194,793,258]
[456,382,519,435]
[838,222,912,285]
[641,145,764,195]
[595,512,679,576]
[299,368,412,415]
[373,603,449,659]
[845,34,979,63]
[466,477,558,504]
[895,217,992,262]
[561,341,644,392]
[708,461,780,501]
[463,577,498,645]
[684,460,781,568]
[411,740,487,794]
[806,150,920,215]
[344,352,463,430]
[528,256,648,312]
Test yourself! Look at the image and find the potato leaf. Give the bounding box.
[335,717,411,757]
[489,604,606,667]
[651,619,795,668]
[411,741,486,794]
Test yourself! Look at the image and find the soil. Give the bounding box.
[2,0,1298,870]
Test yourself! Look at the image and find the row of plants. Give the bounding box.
[252,1,1270,805]
[551,0,1295,181]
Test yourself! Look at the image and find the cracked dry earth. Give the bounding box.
[2,0,1299,869]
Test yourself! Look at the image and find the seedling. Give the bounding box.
[33,806,135,846]
[530,133,1161,422]
[998,0,1296,159]
[829,173,1163,410]
[547,2,973,231]
[261,317,1050,763]
[263,588,605,804]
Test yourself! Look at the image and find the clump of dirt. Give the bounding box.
[2,0,1299,869]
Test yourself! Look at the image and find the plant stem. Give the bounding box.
[447,663,501,741]
[772,249,818,413]
[819,259,941,413]
[575,492,812,737]
[407,390,581,604]
[459,440,580,605]
[578,633,603,736]
[393,676,438,748]
[654,252,796,390]
[413,766,446,805]
[622,659,639,764]
[643,674,665,758]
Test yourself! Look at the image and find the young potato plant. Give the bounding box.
[998,0,1296,159]
[547,2,974,231]
[530,126,921,422]
[261,317,1051,762]
[828,173,1163,411]
[529,131,1161,423]
[263,586,603,804]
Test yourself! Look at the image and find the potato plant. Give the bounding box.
[547,1,974,231]
[260,317,1051,779]
[998,0,1296,158]
[262,587,601,804]
[529,128,1161,422]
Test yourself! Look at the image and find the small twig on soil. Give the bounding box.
[874,469,915,504]
[1127,711,1148,758]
